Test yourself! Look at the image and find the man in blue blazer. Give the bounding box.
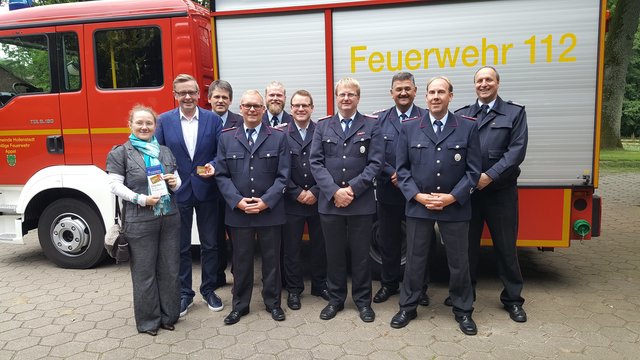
[156,74,223,317]
[373,72,430,306]
[390,77,481,335]
[215,89,290,325]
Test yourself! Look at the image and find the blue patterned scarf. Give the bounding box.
[129,134,172,215]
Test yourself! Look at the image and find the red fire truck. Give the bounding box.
[0,0,603,268]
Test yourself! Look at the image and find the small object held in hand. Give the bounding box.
[197,166,206,175]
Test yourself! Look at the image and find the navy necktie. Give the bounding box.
[342,118,351,135]
[271,116,279,127]
[434,120,443,137]
[247,128,256,148]
[400,113,408,123]
[478,104,489,122]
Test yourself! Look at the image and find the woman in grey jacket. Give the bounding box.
[106,105,181,336]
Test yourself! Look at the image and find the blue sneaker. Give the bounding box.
[179,297,193,318]
[204,292,224,312]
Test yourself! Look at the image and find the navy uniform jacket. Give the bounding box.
[215,125,290,227]
[285,121,319,216]
[310,112,383,216]
[376,105,426,205]
[455,96,528,190]
[396,111,481,221]
[262,111,293,127]
[156,106,222,203]
[223,110,244,129]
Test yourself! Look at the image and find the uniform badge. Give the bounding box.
[454,153,462,162]
[360,146,366,154]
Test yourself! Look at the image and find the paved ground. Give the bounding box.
[0,171,639,360]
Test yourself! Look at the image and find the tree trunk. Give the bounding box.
[601,0,640,149]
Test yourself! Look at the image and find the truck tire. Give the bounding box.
[38,199,107,269]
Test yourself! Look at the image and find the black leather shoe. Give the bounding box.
[358,306,376,322]
[390,309,417,329]
[224,309,249,325]
[267,306,286,321]
[504,304,527,323]
[444,296,453,307]
[373,286,398,303]
[287,293,301,310]
[312,289,331,301]
[455,315,478,336]
[141,329,158,336]
[319,303,344,320]
[419,291,430,306]
[160,324,175,331]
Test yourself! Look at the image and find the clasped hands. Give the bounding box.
[237,197,268,214]
[296,190,318,205]
[333,186,354,208]
[414,192,456,210]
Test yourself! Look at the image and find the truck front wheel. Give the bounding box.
[38,199,106,269]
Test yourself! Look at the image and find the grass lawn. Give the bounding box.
[599,139,640,172]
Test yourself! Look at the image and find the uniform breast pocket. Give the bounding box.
[322,136,339,157]
[490,119,513,143]
[382,133,396,157]
[290,148,301,168]
[352,134,371,157]
[409,141,429,164]
[226,152,245,173]
[447,141,467,166]
[259,150,278,172]
[488,148,507,160]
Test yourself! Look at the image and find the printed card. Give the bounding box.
[146,165,168,197]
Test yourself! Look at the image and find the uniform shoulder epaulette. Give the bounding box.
[221,127,236,133]
[507,100,524,108]
[460,115,476,121]
[363,114,378,119]
[454,104,471,113]
[402,116,419,122]
[317,115,332,122]
[371,108,386,115]
[269,126,284,132]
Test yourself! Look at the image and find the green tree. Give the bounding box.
[621,27,640,137]
[601,0,640,148]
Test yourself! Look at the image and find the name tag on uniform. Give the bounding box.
[147,165,169,196]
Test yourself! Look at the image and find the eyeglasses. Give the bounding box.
[174,90,199,98]
[291,104,311,109]
[241,104,264,110]
[337,92,358,99]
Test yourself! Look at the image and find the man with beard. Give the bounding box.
[373,72,431,307]
[215,90,290,325]
[310,77,383,323]
[391,76,481,336]
[262,81,293,128]
[282,90,330,310]
[453,66,529,323]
